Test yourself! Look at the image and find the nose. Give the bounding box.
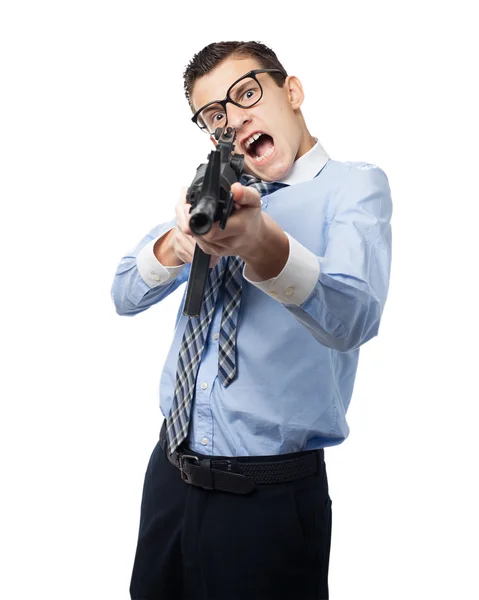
[226,103,251,132]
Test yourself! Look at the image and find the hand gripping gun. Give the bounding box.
[182,127,245,317]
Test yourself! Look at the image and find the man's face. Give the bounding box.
[190,57,306,181]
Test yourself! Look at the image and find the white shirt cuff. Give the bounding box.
[243,233,320,305]
[137,228,186,287]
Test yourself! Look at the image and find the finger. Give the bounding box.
[177,232,220,267]
[178,227,196,252]
[181,203,193,236]
[231,182,262,208]
[175,187,191,234]
[175,187,188,212]
[173,227,195,263]
[194,237,225,257]
[176,229,221,267]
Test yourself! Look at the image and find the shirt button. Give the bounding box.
[150,272,160,281]
[200,382,208,390]
[284,286,295,297]
[269,290,278,297]
[201,437,208,446]
[213,332,219,340]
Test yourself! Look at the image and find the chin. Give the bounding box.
[261,161,292,182]
[246,157,292,182]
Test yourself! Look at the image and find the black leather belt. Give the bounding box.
[159,421,323,495]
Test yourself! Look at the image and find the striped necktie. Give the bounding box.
[165,176,288,455]
[217,175,288,386]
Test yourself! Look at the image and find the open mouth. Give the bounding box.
[243,132,275,163]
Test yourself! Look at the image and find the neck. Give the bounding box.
[296,132,316,160]
[295,114,316,160]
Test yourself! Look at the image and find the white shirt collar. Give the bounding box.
[278,137,329,186]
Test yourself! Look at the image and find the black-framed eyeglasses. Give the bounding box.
[191,68,285,135]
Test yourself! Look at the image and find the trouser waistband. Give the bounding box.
[159,420,323,495]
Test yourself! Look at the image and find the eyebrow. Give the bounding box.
[201,103,224,116]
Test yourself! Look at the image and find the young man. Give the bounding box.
[112,41,392,600]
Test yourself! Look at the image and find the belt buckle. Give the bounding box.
[178,454,200,483]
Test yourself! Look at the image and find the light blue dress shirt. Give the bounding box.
[111,143,392,456]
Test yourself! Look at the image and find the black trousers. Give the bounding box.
[129,436,332,600]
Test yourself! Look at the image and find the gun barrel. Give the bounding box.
[189,196,216,235]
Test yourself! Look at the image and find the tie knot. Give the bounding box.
[240,174,288,197]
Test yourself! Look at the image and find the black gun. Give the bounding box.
[182,127,245,317]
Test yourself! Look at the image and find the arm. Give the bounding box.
[111,218,189,316]
[243,165,393,352]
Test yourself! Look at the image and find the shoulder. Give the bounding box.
[322,159,391,202]
[319,159,393,226]
[328,159,389,185]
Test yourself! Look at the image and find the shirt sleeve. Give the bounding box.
[243,234,320,304]
[247,164,392,352]
[111,218,190,316]
[136,228,186,287]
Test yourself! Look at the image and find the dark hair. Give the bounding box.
[183,41,288,109]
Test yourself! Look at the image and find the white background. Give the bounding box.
[1,1,478,598]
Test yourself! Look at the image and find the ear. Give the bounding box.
[285,75,305,111]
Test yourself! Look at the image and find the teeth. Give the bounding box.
[244,132,264,149]
[254,145,275,162]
